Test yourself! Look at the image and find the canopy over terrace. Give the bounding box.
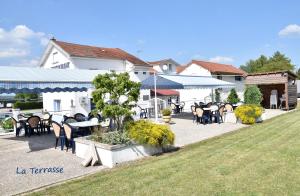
[0,66,108,94]
[160,74,235,89]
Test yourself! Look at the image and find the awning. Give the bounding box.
[0,66,108,94]
[150,89,179,96]
[141,75,184,89]
[160,74,235,89]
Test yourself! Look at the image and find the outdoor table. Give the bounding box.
[68,121,100,128]
[68,120,101,137]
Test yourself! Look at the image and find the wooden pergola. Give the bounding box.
[245,71,298,110]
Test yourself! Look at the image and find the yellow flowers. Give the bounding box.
[128,120,175,146]
[234,104,263,124]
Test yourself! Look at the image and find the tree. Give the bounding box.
[240,55,268,73]
[215,89,221,102]
[92,72,141,131]
[244,85,262,105]
[227,88,240,104]
[296,68,300,79]
[15,93,38,101]
[240,51,295,73]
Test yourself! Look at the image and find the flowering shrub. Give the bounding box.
[128,120,175,146]
[234,104,263,124]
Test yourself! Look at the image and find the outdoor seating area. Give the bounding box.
[190,102,240,125]
[11,111,108,154]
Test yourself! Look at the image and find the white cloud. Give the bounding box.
[0,48,28,58]
[10,58,40,67]
[279,24,300,37]
[137,39,146,45]
[209,56,234,64]
[192,54,205,60]
[0,25,49,58]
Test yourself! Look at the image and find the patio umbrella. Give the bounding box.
[141,75,184,89]
[141,75,184,122]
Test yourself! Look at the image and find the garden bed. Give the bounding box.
[74,136,163,168]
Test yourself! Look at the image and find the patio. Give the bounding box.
[0,108,290,195]
[0,133,104,196]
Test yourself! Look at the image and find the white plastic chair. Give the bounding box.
[270,90,278,109]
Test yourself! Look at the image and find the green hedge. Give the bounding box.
[13,101,43,110]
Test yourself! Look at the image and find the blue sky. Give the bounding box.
[0,0,300,69]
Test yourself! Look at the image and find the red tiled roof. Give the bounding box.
[53,40,150,66]
[176,65,188,73]
[151,89,179,96]
[178,60,246,75]
[148,59,171,65]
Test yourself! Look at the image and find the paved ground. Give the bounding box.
[170,109,288,147]
[0,109,289,195]
[170,114,247,147]
[0,133,104,196]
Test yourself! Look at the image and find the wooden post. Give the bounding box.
[285,82,289,110]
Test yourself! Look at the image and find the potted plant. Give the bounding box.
[161,108,172,123]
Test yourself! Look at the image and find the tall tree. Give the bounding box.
[296,68,300,79]
[240,51,295,73]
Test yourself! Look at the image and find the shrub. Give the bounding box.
[227,88,240,104]
[244,85,262,105]
[234,104,263,124]
[13,101,43,110]
[128,120,175,146]
[0,118,13,131]
[101,131,132,145]
[161,108,171,116]
[215,89,221,102]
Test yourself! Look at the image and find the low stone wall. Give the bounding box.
[74,137,162,168]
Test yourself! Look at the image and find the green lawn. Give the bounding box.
[32,109,300,196]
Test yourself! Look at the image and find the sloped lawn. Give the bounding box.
[31,110,300,196]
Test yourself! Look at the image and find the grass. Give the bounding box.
[31,109,300,196]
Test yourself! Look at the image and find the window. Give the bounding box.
[168,64,172,71]
[143,72,146,75]
[217,75,222,80]
[143,95,149,101]
[53,100,61,112]
[52,52,58,64]
[70,99,74,107]
[235,76,242,81]
[134,71,138,75]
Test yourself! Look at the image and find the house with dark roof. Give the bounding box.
[39,39,151,115]
[177,60,246,102]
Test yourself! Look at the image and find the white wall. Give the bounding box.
[178,88,212,111]
[41,47,75,69]
[179,63,212,76]
[212,75,245,102]
[42,91,91,116]
[72,57,126,71]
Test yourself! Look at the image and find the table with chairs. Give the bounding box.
[51,112,106,153]
[12,113,53,137]
[191,102,237,125]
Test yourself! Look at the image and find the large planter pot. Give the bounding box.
[74,137,163,168]
[162,115,171,123]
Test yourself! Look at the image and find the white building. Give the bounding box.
[39,39,152,115]
[148,58,181,74]
[177,60,246,104]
